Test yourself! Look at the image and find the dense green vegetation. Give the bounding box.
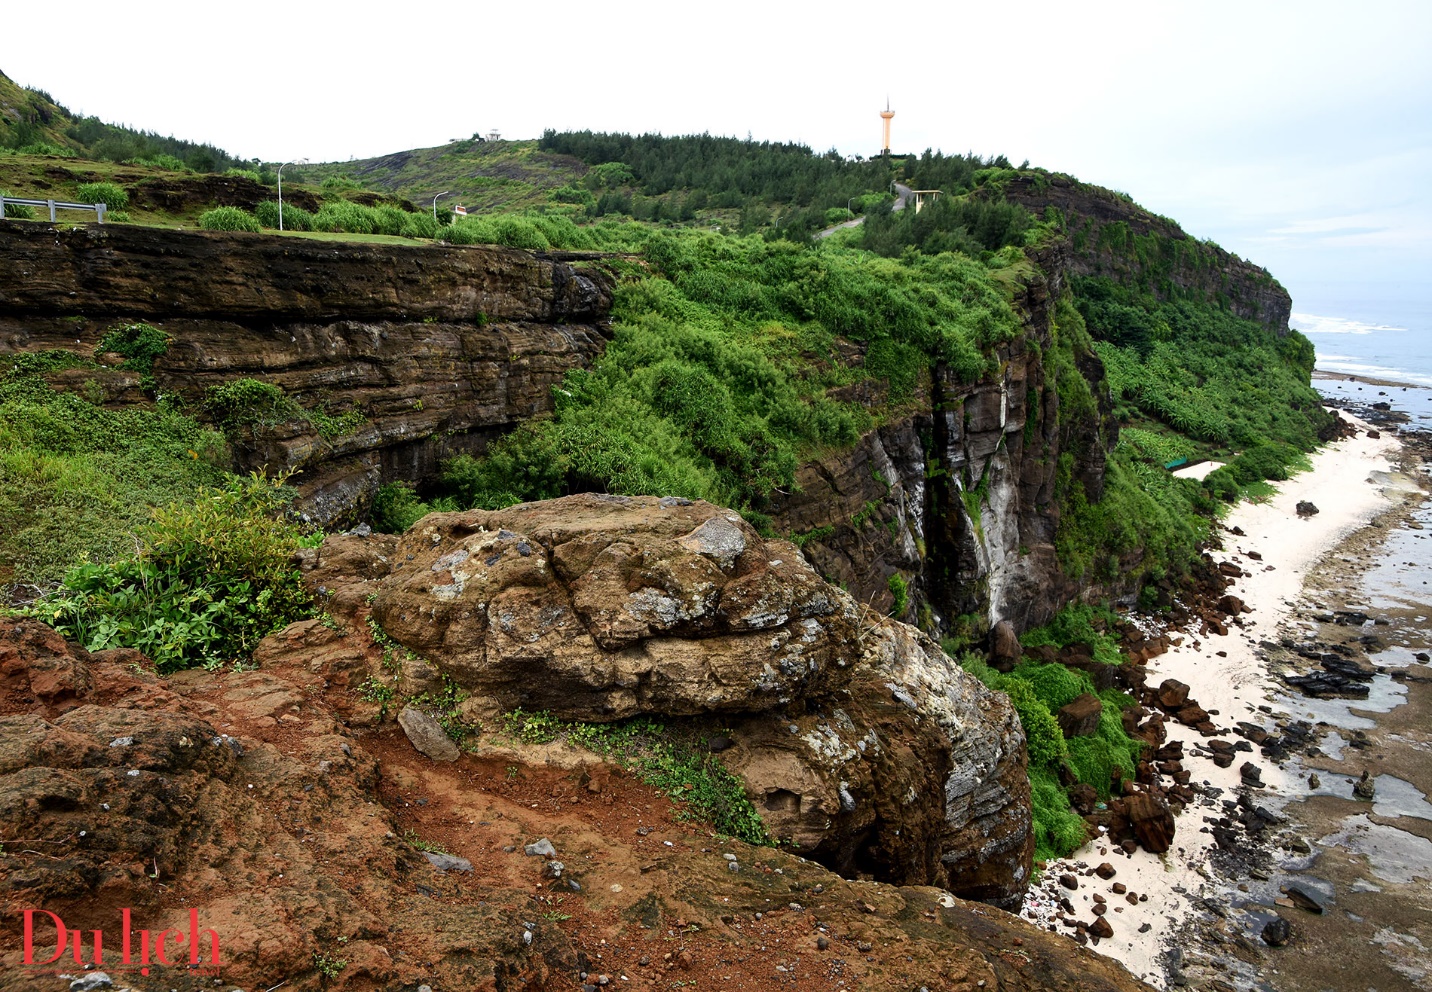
[862,194,1033,258]
[0,70,245,171]
[32,472,313,672]
[0,351,229,589]
[955,603,1142,860]
[391,226,1021,525]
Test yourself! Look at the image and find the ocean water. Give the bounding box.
[1291,298,1432,424]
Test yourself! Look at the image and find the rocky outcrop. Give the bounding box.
[370,494,861,718]
[998,173,1292,333]
[310,494,1035,907]
[0,620,1150,992]
[0,223,614,522]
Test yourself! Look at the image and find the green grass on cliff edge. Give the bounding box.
[397,226,1023,525]
[0,351,229,589]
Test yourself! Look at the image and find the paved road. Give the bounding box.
[813,183,914,240]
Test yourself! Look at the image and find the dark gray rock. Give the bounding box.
[1285,884,1326,914]
[1261,915,1292,946]
[423,851,473,872]
[524,838,557,857]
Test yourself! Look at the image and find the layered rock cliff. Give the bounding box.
[0,222,613,521]
[998,173,1291,332]
[769,241,1118,634]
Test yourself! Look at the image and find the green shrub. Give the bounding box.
[312,201,378,234]
[251,201,313,231]
[320,175,363,194]
[371,481,432,533]
[1065,693,1142,798]
[133,154,186,171]
[96,323,169,375]
[224,168,262,182]
[106,210,131,223]
[306,404,365,439]
[1030,767,1089,860]
[399,212,439,239]
[442,216,498,245]
[33,472,314,672]
[1012,660,1091,712]
[1,190,36,220]
[198,206,260,233]
[202,378,300,437]
[1021,603,1125,666]
[76,181,129,211]
[372,206,409,236]
[999,678,1067,767]
[887,573,909,616]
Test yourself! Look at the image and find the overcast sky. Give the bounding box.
[6,0,1428,323]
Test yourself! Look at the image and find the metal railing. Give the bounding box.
[0,196,107,223]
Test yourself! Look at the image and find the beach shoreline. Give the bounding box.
[1312,369,1430,391]
[1019,413,1432,989]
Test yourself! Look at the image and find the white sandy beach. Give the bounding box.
[1021,417,1405,987]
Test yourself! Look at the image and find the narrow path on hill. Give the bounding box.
[813,182,913,240]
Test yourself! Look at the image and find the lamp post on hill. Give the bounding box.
[432,191,451,225]
[277,159,309,231]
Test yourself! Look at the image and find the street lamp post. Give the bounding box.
[432,191,451,224]
[277,159,309,232]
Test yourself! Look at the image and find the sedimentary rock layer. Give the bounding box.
[0,223,613,521]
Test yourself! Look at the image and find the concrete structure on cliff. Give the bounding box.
[880,99,895,153]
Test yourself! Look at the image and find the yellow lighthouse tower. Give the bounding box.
[880,99,895,154]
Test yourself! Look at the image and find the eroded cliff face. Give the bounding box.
[999,173,1292,332]
[769,241,1118,635]
[0,222,613,521]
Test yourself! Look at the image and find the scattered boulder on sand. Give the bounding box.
[1057,693,1104,738]
[1261,915,1292,946]
[1126,791,1177,854]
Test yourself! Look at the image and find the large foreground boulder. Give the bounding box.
[357,494,1034,906]
[371,494,863,718]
